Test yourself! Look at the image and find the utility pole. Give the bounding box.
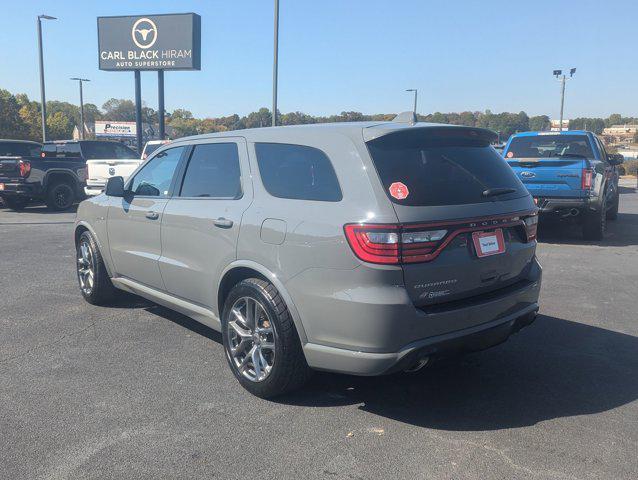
[70,78,90,139]
[37,14,56,142]
[553,68,576,131]
[405,89,418,114]
[272,0,279,127]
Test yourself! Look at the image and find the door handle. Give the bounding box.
[213,217,233,228]
[145,211,159,220]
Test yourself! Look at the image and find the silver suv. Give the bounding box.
[74,116,542,397]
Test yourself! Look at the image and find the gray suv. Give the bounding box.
[74,115,542,398]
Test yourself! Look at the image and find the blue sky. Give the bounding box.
[0,0,635,119]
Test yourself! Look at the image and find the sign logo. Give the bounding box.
[521,171,536,178]
[132,18,158,49]
[109,167,116,176]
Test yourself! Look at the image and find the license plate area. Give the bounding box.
[472,229,505,258]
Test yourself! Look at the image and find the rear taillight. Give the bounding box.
[18,160,31,178]
[582,168,593,190]
[344,224,447,264]
[523,213,538,241]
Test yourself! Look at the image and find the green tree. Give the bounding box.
[102,98,136,121]
[47,111,74,140]
[0,89,29,139]
[529,115,550,131]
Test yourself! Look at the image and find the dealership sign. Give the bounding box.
[97,13,201,71]
[95,121,137,137]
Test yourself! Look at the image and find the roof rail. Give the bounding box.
[392,111,417,124]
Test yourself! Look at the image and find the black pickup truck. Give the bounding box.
[0,140,89,211]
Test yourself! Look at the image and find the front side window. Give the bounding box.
[179,143,242,198]
[129,146,184,197]
[505,134,594,159]
[255,143,342,202]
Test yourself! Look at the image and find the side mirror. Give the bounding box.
[608,153,624,165]
[105,176,125,197]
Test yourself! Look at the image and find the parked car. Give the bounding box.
[503,131,623,240]
[74,116,541,397]
[0,139,43,210]
[141,139,171,159]
[83,141,141,196]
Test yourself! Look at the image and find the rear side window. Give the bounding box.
[505,134,594,159]
[180,143,242,198]
[0,142,41,157]
[255,143,342,202]
[367,128,526,207]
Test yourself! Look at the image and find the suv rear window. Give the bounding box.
[0,142,41,157]
[42,143,81,158]
[81,141,138,160]
[255,143,342,202]
[366,128,526,206]
[505,134,594,159]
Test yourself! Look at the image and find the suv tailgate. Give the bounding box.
[366,127,537,308]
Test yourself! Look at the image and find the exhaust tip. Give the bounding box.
[404,356,430,373]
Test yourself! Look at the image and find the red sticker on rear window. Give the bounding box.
[506,151,514,158]
[389,182,409,200]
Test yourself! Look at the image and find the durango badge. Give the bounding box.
[389,182,409,200]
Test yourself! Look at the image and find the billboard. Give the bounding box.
[97,13,201,71]
[95,121,137,137]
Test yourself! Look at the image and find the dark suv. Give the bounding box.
[74,116,541,397]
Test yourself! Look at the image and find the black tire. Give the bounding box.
[46,181,75,211]
[583,196,607,241]
[607,191,619,220]
[2,196,28,211]
[76,230,117,305]
[221,278,313,398]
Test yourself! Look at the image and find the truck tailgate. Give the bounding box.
[86,159,141,185]
[507,158,587,198]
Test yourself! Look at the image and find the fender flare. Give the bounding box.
[218,260,308,344]
[74,220,114,278]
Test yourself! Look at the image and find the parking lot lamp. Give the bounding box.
[553,68,576,131]
[70,78,90,140]
[37,14,56,142]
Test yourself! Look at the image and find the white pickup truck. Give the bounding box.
[84,142,142,196]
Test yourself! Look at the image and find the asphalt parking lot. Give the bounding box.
[1,181,637,480]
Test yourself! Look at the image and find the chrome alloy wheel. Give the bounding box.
[226,296,276,382]
[77,239,95,295]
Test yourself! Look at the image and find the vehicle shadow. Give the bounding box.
[277,314,638,431]
[0,204,79,215]
[537,212,638,247]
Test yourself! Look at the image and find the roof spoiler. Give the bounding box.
[392,111,417,124]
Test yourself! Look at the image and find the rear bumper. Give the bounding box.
[296,258,542,375]
[535,196,588,213]
[303,304,539,375]
[84,184,105,196]
[0,181,39,198]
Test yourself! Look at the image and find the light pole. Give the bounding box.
[37,14,56,142]
[406,89,418,114]
[70,78,90,140]
[553,68,576,131]
[272,0,279,127]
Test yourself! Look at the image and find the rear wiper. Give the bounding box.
[482,187,517,197]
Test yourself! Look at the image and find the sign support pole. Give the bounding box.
[134,70,143,153]
[158,70,165,140]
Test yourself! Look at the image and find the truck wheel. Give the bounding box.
[583,197,606,241]
[606,191,619,220]
[221,278,313,398]
[2,196,28,211]
[46,181,75,211]
[76,230,117,305]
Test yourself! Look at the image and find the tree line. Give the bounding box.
[2,88,637,142]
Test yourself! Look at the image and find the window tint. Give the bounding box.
[0,142,41,157]
[505,134,594,159]
[367,128,527,206]
[255,143,342,201]
[130,146,184,197]
[81,141,137,160]
[180,143,242,198]
[41,143,81,158]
